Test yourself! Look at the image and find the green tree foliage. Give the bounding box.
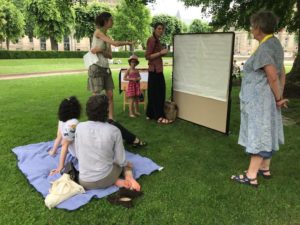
[24,0,75,50]
[111,0,151,51]
[189,19,212,33]
[11,0,35,43]
[179,0,300,89]
[73,2,110,45]
[181,21,189,33]
[151,14,183,47]
[11,0,24,9]
[0,0,24,50]
[0,2,6,41]
[125,0,155,5]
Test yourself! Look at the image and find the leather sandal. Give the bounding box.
[243,169,272,179]
[231,174,259,188]
[258,169,272,179]
[132,139,147,148]
[119,187,143,199]
[157,118,173,124]
[107,194,133,208]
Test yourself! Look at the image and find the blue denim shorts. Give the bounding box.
[250,150,276,159]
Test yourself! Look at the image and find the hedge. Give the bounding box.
[0,50,173,59]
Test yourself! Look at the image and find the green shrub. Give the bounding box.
[0,50,86,59]
[0,50,173,59]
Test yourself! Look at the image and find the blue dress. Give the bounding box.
[238,37,284,154]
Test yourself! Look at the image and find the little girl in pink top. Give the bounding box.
[124,55,141,117]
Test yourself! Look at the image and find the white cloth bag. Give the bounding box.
[83,51,98,69]
[45,174,85,209]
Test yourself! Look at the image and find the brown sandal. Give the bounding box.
[157,118,173,124]
[231,174,258,188]
[258,169,272,179]
[107,194,133,208]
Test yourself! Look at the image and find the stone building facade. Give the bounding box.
[234,29,297,57]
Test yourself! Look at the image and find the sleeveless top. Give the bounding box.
[91,33,109,68]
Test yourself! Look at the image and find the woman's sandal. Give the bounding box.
[157,118,173,124]
[244,169,272,179]
[231,174,259,188]
[258,169,272,179]
[118,187,143,199]
[132,139,147,148]
[107,194,134,208]
[157,117,164,123]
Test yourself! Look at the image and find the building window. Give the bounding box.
[77,39,80,44]
[40,37,46,50]
[29,36,33,43]
[64,36,70,51]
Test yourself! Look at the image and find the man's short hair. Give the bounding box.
[86,95,109,122]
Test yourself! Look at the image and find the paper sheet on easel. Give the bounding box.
[83,51,98,69]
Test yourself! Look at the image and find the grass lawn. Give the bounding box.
[285,65,292,73]
[0,58,172,75]
[0,68,299,225]
[0,57,291,75]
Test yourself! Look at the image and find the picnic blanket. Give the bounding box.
[12,141,162,210]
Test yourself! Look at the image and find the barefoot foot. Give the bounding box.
[115,179,132,189]
[126,178,141,191]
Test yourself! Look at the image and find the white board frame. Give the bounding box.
[172,32,235,134]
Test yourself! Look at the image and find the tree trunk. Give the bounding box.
[50,37,58,50]
[286,38,300,81]
[285,0,300,98]
[285,36,300,98]
[129,44,134,53]
[6,39,9,50]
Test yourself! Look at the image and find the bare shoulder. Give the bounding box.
[95,29,105,38]
[125,68,131,75]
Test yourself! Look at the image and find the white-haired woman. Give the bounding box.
[231,11,288,187]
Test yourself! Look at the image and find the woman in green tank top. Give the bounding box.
[89,12,133,120]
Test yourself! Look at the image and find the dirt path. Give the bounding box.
[0,68,120,80]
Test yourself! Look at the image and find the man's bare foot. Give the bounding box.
[126,178,141,191]
[115,179,131,189]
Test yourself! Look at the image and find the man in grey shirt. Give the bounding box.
[75,95,141,191]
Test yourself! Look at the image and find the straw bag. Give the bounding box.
[45,174,85,209]
[164,101,178,121]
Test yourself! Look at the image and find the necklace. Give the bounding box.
[252,34,273,54]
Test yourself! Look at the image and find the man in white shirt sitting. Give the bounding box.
[75,95,141,191]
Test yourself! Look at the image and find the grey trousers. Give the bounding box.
[79,164,122,190]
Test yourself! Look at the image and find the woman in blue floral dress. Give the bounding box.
[231,11,289,187]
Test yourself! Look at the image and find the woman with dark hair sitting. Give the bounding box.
[49,96,146,176]
[75,95,141,191]
[49,96,81,175]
